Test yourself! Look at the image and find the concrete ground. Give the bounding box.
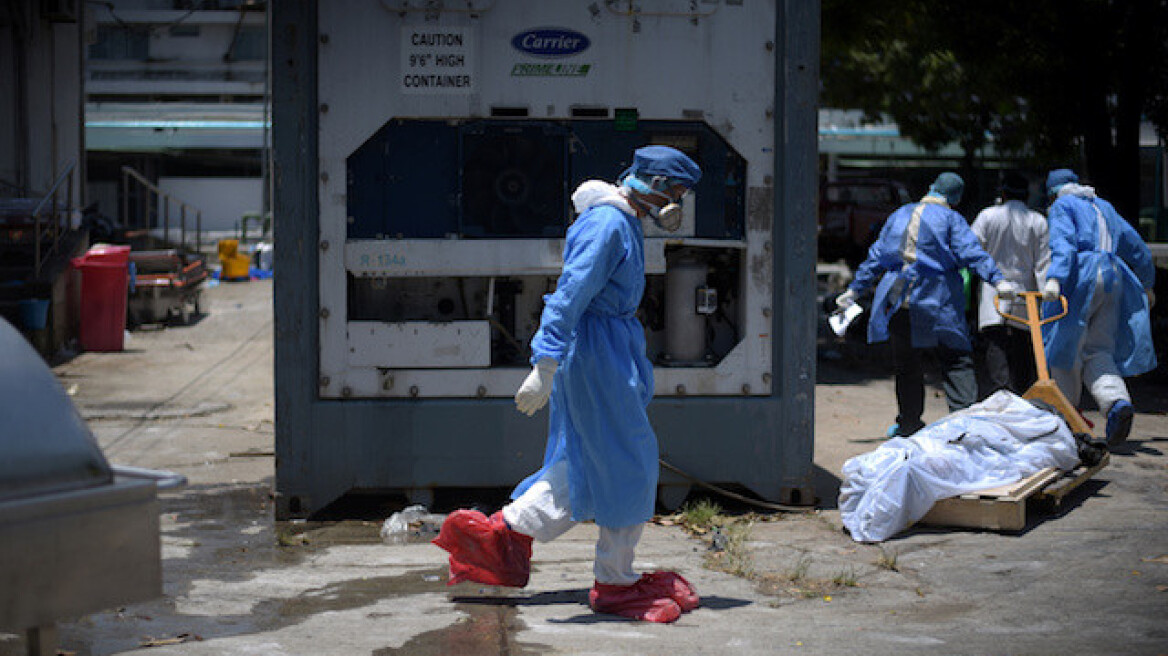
[4,278,1167,655]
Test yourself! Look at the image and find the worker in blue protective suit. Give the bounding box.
[433,146,701,624]
[1040,169,1157,446]
[836,172,1013,437]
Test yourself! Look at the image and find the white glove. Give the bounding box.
[515,357,558,417]
[995,280,1017,300]
[835,289,857,310]
[1148,288,1156,309]
[1042,278,1061,302]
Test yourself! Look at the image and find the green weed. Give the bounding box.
[876,546,900,572]
[704,520,755,579]
[678,498,722,532]
[787,554,812,582]
[832,566,858,587]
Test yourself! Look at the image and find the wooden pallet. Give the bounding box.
[918,453,1109,531]
[1035,452,1110,508]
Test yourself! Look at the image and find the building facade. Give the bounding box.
[84,0,268,234]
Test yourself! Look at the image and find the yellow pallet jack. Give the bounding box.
[995,292,1091,434]
[1000,290,1110,498]
[919,291,1109,530]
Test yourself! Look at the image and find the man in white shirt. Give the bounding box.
[971,172,1050,398]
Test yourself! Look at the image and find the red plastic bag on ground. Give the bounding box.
[432,510,532,587]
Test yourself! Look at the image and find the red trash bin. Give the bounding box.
[71,245,131,352]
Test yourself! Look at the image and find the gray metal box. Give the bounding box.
[272,0,820,517]
[0,477,161,631]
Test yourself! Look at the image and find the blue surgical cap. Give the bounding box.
[1046,168,1078,196]
[624,146,702,188]
[928,172,964,206]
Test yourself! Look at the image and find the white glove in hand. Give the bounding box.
[995,280,1017,300]
[1042,278,1061,302]
[515,357,558,417]
[835,289,857,310]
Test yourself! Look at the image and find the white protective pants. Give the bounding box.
[1051,270,1130,414]
[502,459,644,585]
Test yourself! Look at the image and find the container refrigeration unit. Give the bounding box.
[272,0,820,518]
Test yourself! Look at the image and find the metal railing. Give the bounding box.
[31,161,76,278]
[120,166,203,255]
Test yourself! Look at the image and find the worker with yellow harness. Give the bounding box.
[837,172,1013,437]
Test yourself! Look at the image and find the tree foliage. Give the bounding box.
[822,0,1168,217]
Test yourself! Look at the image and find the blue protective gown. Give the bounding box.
[1042,188,1156,376]
[511,187,657,529]
[850,198,1003,351]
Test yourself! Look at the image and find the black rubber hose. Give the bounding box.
[658,459,817,513]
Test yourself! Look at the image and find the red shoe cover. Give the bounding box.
[432,510,533,587]
[589,581,682,623]
[640,571,699,612]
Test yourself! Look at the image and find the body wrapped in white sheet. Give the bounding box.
[839,391,1080,542]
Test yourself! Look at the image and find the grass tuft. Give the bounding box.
[678,498,722,532]
[875,546,900,572]
[832,566,858,587]
[787,554,812,582]
[704,520,755,578]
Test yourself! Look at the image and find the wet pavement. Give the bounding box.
[2,277,1166,655]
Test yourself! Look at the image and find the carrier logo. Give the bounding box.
[511,28,590,58]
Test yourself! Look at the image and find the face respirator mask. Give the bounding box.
[624,175,686,232]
